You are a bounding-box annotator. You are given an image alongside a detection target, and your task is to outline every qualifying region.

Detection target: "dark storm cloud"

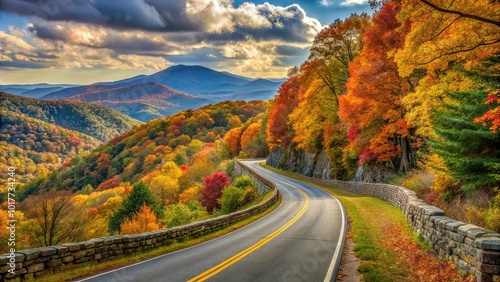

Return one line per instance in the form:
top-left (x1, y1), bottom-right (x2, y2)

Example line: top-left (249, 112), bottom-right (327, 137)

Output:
top-left (1, 0), bottom-right (321, 43)
top-left (275, 45), bottom-right (309, 56)
top-left (0, 0), bottom-right (193, 31)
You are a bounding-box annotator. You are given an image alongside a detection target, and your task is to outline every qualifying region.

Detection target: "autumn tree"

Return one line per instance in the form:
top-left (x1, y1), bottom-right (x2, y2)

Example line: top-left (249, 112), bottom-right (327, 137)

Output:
top-left (222, 127), bottom-right (243, 157)
top-left (149, 175), bottom-right (179, 206)
top-left (395, 0), bottom-right (500, 77)
top-left (266, 72), bottom-right (301, 149)
top-left (308, 13), bottom-right (370, 104)
top-left (23, 190), bottom-right (79, 246)
top-left (201, 172), bottom-right (231, 213)
top-left (240, 122), bottom-right (261, 152)
top-left (109, 182), bottom-right (162, 232)
top-left (120, 204), bottom-right (164, 234)
top-left (475, 90), bottom-right (500, 133)
top-left (339, 0), bottom-right (420, 173)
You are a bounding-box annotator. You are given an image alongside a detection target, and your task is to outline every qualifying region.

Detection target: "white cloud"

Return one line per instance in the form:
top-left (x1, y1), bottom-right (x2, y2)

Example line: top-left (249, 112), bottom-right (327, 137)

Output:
top-left (320, 0), bottom-right (335, 6)
top-left (339, 0), bottom-right (369, 6)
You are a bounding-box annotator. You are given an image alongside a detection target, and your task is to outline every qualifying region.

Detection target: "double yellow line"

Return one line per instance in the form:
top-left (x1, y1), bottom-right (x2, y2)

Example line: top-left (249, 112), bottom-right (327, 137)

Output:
top-left (188, 183), bottom-right (310, 282)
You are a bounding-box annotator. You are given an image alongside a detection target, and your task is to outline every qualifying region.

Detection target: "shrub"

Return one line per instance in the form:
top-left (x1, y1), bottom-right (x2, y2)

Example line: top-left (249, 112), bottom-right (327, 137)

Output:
top-left (232, 175), bottom-right (253, 189)
top-left (219, 185), bottom-right (244, 214)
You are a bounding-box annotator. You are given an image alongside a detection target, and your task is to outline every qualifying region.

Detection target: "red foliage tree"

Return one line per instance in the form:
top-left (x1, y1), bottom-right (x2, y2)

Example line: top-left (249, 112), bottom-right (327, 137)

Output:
top-left (266, 73), bottom-right (301, 149)
top-left (201, 172), bottom-right (231, 213)
top-left (339, 0), bottom-right (420, 172)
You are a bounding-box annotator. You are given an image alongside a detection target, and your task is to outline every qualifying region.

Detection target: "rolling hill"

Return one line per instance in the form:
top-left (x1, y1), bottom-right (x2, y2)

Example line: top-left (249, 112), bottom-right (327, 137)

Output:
top-left (64, 82), bottom-right (210, 121)
top-left (1, 92), bottom-right (140, 142)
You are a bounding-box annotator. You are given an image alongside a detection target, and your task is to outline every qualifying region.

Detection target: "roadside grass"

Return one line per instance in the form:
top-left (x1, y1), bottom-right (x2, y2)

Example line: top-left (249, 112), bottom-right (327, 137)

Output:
top-left (23, 193), bottom-right (281, 282)
top-left (259, 163), bottom-right (468, 282)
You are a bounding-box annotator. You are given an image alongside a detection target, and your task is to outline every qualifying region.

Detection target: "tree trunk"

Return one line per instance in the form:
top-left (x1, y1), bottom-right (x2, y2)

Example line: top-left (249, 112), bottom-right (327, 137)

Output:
top-left (399, 136), bottom-right (413, 173)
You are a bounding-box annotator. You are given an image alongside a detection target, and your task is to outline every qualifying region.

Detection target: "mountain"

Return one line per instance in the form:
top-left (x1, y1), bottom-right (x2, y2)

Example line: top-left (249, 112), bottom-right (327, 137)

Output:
top-left (20, 86), bottom-right (66, 98)
top-left (1, 92), bottom-right (140, 142)
top-left (41, 85), bottom-right (117, 100)
top-left (22, 100), bottom-right (268, 196)
top-left (64, 82), bottom-right (210, 121)
top-left (42, 65), bottom-right (283, 109)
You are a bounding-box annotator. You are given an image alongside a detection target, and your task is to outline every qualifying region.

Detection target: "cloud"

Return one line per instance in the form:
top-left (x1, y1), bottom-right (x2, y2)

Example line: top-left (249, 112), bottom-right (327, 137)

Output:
top-left (320, 0), bottom-right (335, 6)
top-left (0, 1), bottom-right (325, 79)
top-left (339, 0), bottom-right (369, 6)
top-left (0, 26), bottom-right (172, 70)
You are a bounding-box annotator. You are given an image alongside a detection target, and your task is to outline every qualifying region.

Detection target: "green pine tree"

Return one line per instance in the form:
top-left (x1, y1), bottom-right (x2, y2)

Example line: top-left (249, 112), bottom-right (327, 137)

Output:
top-left (109, 182), bottom-right (163, 232)
top-left (430, 90), bottom-right (500, 192)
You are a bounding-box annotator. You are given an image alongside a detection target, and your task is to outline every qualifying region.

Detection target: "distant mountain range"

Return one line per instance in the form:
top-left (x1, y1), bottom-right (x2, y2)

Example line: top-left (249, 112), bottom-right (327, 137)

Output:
top-left (0, 83), bottom-right (78, 98)
top-left (0, 65), bottom-right (283, 121)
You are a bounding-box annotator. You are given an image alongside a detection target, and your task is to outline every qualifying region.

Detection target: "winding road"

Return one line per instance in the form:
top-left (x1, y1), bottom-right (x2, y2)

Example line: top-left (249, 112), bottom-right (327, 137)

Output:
top-left (77, 161), bottom-right (346, 282)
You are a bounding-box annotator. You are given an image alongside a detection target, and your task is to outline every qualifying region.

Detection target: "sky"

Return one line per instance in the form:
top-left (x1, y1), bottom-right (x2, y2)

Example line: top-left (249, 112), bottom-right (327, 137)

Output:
top-left (0, 0), bottom-right (372, 84)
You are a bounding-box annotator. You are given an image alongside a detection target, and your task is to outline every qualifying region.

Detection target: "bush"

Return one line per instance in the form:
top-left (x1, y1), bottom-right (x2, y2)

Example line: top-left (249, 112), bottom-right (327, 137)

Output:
top-left (232, 175), bottom-right (253, 189)
top-left (219, 185), bottom-right (244, 214)
top-left (242, 187), bottom-right (258, 204)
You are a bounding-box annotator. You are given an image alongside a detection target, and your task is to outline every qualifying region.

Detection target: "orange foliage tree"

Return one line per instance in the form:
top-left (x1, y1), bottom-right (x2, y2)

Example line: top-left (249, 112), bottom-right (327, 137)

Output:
top-left (240, 122), bottom-right (261, 151)
top-left (266, 71), bottom-right (301, 149)
top-left (120, 204), bottom-right (164, 234)
top-left (340, 0), bottom-right (421, 172)
top-left (222, 127), bottom-right (243, 157)
top-left (475, 90), bottom-right (500, 133)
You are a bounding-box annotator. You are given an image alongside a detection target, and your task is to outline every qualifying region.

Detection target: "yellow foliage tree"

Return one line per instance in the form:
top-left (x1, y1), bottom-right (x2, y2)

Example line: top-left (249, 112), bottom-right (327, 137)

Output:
top-left (149, 174), bottom-right (180, 206)
top-left (402, 70), bottom-right (475, 138)
top-left (160, 161), bottom-right (182, 179)
top-left (395, 0), bottom-right (500, 77)
top-left (120, 205), bottom-right (164, 235)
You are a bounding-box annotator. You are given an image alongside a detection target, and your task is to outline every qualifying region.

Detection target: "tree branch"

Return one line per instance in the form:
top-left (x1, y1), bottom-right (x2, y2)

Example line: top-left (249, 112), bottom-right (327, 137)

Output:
top-left (419, 0), bottom-right (500, 27)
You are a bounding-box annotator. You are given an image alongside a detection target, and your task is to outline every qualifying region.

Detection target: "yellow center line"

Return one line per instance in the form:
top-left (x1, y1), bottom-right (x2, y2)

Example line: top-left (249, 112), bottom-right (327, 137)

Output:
top-left (187, 179), bottom-right (310, 282)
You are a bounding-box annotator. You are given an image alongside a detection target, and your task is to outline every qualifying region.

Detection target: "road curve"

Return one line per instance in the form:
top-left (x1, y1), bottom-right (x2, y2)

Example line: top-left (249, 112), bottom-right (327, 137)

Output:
top-left (76, 161), bottom-right (346, 282)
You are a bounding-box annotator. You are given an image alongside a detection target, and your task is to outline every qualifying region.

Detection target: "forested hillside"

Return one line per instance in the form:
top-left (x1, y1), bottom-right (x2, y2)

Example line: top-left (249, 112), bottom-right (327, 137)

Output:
top-left (23, 100), bottom-right (268, 196)
top-left (1, 92), bottom-right (140, 142)
top-left (0, 110), bottom-right (101, 186)
top-left (266, 0), bottom-right (499, 231)
top-left (0, 100), bottom-right (269, 251)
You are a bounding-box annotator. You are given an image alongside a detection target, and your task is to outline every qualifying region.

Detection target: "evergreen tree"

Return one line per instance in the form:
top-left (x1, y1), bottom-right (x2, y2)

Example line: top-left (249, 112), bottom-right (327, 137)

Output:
top-left (430, 90), bottom-right (500, 192)
top-left (109, 182), bottom-right (162, 232)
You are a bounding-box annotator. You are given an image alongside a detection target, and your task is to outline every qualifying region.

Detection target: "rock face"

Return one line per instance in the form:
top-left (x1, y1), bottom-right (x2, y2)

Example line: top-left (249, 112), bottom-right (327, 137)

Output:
top-left (266, 147), bottom-right (332, 179)
top-left (267, 147), bottom-right (397, 182)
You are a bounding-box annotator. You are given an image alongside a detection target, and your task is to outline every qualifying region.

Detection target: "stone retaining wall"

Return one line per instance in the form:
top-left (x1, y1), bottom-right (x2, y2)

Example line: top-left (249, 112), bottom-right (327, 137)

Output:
top-left (234, 159), bottom-right (273, 194)
top-left (0, 161), bottom-right (277, 281)
top-left (303, 176), bottom-right (500, 282)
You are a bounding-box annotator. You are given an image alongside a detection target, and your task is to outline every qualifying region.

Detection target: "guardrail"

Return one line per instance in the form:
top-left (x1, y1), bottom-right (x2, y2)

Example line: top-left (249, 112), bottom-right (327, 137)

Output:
top-left (0, 161), bottom-right (278, 281)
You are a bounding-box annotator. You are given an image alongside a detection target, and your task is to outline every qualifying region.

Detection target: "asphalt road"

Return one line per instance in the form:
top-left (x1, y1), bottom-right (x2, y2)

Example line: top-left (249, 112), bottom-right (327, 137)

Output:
top-left (77, 161), bottom-right (346, 282)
